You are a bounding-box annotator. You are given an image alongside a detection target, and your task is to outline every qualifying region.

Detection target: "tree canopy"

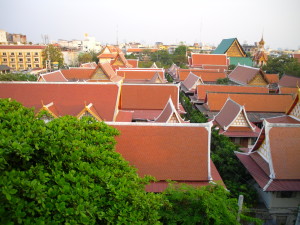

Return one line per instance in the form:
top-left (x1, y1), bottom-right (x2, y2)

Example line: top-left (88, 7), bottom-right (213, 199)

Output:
top-left (78, 51), bottom-right (100, 65)
top-left (42, 44), bottom-right (64, 69)
top-left (0, 99), bottom-right (162, 224)
top-left (0, 73), bottom-right (37, 81)
top-left (263, 55), bottom-right (300, 77)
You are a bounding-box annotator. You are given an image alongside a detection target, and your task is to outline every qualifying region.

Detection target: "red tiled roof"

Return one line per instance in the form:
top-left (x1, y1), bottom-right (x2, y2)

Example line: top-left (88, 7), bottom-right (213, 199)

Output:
top-left (39, 71), bottom-right (67, 82)
top-left (80, 62), bottom-right (97, 68)
top-left (202, 65), bottom-right (228, 72)
top-left (196, 84), bottom-right (269, 101)
top-left (61, 68), bottom-right (95, 80)
top-left (155, 98), bottom-right (186, 123)
top-left (109, 123), bottom-right (213, 184)
top-left (132, 109), bottom-right (162, 120)
top-left (264, 74), bottom-right (279, 84)
top-left (278, 74), bottom-right (300, 88)
top-left (126, 48), bottom-right (158, 53)
top-left (191, 54), bottom-right (228, 66)
top-left (99, 63), bottom-right (117, 79)
top-left (293, 53), bottom-right (300, 63)
top-left (178, 69), bottom-right (220, 81)
top-left (98, 53), bottom-right (115, 58)
top-left (266, 115), bottom-right (300, 124)
top-left (182, 72), bottom-right (203, 91)
top-left (127, 59), bottom-right (139, 68)
top-left (115, 110), bottom-right (133, 122)
top-left (120, 84), bottom-right (179, 110)
top-left (117, 70), bottom-right (165, 81)
top-left (228, 65), bottom-right (268, 85)
top-left (0, 45), bottom-right (46, 49)
top-left (0, 82), bottom-right (119, 121)
top-left (279, 87), bottom-right (298, 95)
top-left (269, 126), bottom-right (300, 179)
top-left (205, 92), bottom-right (293, 112)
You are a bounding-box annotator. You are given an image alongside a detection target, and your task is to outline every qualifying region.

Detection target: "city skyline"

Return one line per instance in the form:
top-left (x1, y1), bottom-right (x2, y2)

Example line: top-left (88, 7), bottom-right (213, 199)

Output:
top-left (1, 0), bottom-right (300, 50)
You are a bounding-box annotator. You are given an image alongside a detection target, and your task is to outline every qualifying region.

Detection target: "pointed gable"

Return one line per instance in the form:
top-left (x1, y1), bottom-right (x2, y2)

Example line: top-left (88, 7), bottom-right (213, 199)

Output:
top-left (38, 71), bottom-right (68, 82)
top-left (229, 65), bottom-right (268, 86)
top-left (77, 103), bottom-right (102, 121)
top-left (181, 72), bottom-right (203, 91)
top-left (213, 38), bottom-right (246, 57)
top-left (149, 72), bottom-right (164, 83)
top-left (287, 88), bottom-right (300, 119)
top-left (155, 98), bottom-right (186, 123)
top-left (151, 62), bottom-right (158, 68)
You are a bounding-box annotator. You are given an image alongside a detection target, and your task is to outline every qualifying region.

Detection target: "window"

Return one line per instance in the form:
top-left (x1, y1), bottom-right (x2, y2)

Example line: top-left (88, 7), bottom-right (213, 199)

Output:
top-left (34, 52), bottom-right (38, 56)
top-left (26, 58), bottom-right (31, 62)
top-left (34, 58), bottom-right (39, 62)
top-left (35, 64), bottom-right (39, 68)
top-left (18, 58), bottom-right (23, 62)
top-left (26, 53), bottom-right (30, 56)
top-left (3, 58), bottom-right (7, 62)
top-left (11, 64), bottom-right (15, 68)
top-left (10, 58), bottom-right (15, 62)
top-left (276, 191), bottom-right (296, 198)
top-left (276, 216), bottom-right (287, 225)
top-left (27, 64), bottom-right (31, 68)
top-left (10, 52), bottom-right (15, 56)
top-left (18, 52), bottom-right (22, 56)
top-left (2, 52), bottom-right (7, 56)
top-left (19, 64), bottom-right (24, 68)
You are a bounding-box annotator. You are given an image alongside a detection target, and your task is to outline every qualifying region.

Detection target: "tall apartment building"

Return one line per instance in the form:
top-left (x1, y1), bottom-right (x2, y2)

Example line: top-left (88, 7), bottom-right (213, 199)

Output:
top-left (0, 45), bottom-right (46, 71)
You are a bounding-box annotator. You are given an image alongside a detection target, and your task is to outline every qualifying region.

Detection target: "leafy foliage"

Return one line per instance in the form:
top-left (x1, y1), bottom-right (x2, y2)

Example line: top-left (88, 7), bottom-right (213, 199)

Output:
top-left (159, 184), bottom-right (262, 225)
top-left (0, 73), bottom-right (37, 81)
top-left (263, 55), bottom-right (300, 77)
top-left (179, 92), bottom-right (207, 123)
top-left (211, 129), bottom-right (258, 205)
top-left (78, 51), bottom-right (100, 65)
top-left (125, 53), bottom-right (137, 59)
top-left (42, 44), bottom-right (64, 68)
top-left (216, 77), bottom-right (230, 85)
top-left (0, 99), bottom-right (163, 224)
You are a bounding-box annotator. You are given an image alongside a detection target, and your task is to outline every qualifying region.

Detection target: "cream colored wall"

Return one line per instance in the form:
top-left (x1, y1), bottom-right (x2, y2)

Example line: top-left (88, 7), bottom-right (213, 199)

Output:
top-left (0, 48), bottom-right (44, 71)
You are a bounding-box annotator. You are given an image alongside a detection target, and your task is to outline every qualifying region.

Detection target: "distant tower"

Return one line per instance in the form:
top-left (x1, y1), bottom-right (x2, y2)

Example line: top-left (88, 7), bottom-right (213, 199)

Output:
top-left (258, 35), bottom-right (265, 51)
top-left (253, 35), bottom-right (268, 67)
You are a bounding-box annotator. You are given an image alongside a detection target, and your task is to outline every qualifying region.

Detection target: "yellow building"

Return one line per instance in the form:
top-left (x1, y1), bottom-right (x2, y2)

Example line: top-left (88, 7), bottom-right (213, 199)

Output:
top-left (0, 45), bottom-right (46, 71)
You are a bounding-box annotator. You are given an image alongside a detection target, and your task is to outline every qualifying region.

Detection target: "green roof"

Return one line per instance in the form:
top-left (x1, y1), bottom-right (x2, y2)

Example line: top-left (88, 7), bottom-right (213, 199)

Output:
top-left (229, 57), bottom-right (253, 67)
top-left (212, 38), bottom-right (236, 54)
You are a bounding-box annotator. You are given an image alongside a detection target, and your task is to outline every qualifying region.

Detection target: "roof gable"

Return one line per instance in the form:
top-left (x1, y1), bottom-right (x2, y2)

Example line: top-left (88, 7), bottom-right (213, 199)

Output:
top-left (212, 38), bottom-right (236, 54)
top-left (39, 71), bottom-right (68, 82)
top-left (155, 98), bottom-right (186, 123)
top-left (77, 103), bottom-right (102, 121)
top-left (61, 68), bottom-right (96, 81)
top-left (182, 72), bottom-right (203, 91)
top-left (229, 65), bottom-right (268, 85)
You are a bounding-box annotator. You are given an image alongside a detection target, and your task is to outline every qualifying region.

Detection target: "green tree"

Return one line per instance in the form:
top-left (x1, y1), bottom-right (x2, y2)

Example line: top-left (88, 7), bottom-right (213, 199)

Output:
top-left (0, 73), bottom-right (37, 81)
top-left (78, 52), bottom-right (93, 64)
top-left (159, 184), bottom-right (262, 225)
top-left (125, 53), bottom-right (137, 59)
top-left (150, 50), bottom-right (173, 67)
top-left (211, 129), bottom-right (258, 205)
top-left (172, 45), bottom-right (188, 68)
top-left (216, 77), bottom-right (230, 85)
top-left (263, 55), bottom-right (300, 77)
top-left (42, 44), bottom-right (64, 69)
top-left (0, 99), bottom-right (163, 224)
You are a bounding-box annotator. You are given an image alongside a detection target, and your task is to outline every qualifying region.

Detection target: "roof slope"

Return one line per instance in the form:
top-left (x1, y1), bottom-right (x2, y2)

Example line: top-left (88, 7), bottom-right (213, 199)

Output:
top-left (155, 98), bottom-right (186, 123)
top-left (120, 84), bottom-right (179, 110)
top-left (0, 82), bottom-right (120, 121)
top-left (39, 71), bottom-right (68, 82)
top-left (205, 92), bottom-right (293, 112)
top-left (229, 57), bottom-right (253, 67)
top-left (179, 69), bottom-right (226, 82)
top-left (228, 65), bottom-right (266, 85)
top-left (108, 122), bottom-right (218, 187)
top-left (61, 68), bottom-right (95, 80)
top-left (117, 70), bottom-right (165, 80)
top-left (182, 72), bottom-right (203, 91)
top-left (191, 54), bottom-right (228, 66)
top-left (212, 38), bottom-right (236, 54)
top-left (278, 74), bottom-right (300, 88)
top-left (264, 74), bottom-right (279, 84)
top-left (196, 84), bottom-right (269, 100)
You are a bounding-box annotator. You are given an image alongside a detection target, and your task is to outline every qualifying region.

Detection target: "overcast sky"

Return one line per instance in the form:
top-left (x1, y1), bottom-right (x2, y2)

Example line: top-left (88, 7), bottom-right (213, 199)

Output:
top-left (1, 0), bottom-right (299, 50)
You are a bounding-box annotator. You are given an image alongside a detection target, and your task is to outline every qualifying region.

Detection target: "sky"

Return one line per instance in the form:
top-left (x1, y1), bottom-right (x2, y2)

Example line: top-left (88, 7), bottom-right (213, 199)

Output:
top-left (1, 0), bottom-right (300, 50)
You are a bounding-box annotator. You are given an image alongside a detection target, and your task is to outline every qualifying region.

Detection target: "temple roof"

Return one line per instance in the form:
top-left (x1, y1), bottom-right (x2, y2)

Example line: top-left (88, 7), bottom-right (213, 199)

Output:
top-left (190, 53), bottom-right (228, 67)
top-left (229, 57), bottom-right (253, 67)
top-left (264, 74), bottom-right (279, 84)
top-left (196, 84), bottom-right (269, 101)
top-left (278, 74), bottom-right (300, 88)
top-left (181, 72), bottom-right (203, 91)
top-left (127, 59), bottom-right (139, 68)
top-left (0, 82), bottom-right (120, 121)
top-left (178, 69), bottom-right (226, 82)
top-left (228, 65), bottom-right (268, 85)
top-left (80, 62), bottom-right (97, 68)
top-left (212, 38), bottom-right (246, 56)
top-left (236, 122), bottom-right (300, 191)
top-left (116, 69), bottom-right (165, 81)
top-left (61, 68), bottom-right (96, 81)
top-left (204, 92), bottom-right (293, 112)
top-left (154, 97), bottom-right (186, 123)
top-left (107, 122), bottom-right (223, 192)
top-left (38, 70), bottom-right (68, 82)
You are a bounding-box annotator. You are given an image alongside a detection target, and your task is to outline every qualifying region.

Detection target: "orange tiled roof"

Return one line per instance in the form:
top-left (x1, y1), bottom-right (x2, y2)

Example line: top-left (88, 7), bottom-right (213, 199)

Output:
top-left (264, 74), bottom-right (279, 83)
top-left (179, 69), bottom-right (225, 81)
top-left (120, 84), bottom-right (179, 110)
top-left (0, 82), bottom-right (119, 121)
top-left (279, 87), bottom-right (298, 95)
top-left (205, 92), bottom-right (293, 112)
top-left (228, 65), bottom-right (268, 85)
top-left (127, 59), bottom-right (139, 68)
top-left (191, 54), bottom-right (228, 66)
top-left (61, 68), bottom-right (96, 80)
top-left (39, 71), bottom-right (68, 82)
top-left (109, 122), bottom-right (214, 182)
top-left (154, 98), bottom-right (186, 123)
top-left (278, 74), bottom-right (300, 88)
top-left (196, 84), bottom-right (269, 100)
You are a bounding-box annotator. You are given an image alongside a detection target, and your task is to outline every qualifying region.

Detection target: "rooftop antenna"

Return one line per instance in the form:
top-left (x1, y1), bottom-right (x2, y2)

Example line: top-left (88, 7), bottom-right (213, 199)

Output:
top-left (116, 24), bottom-right (119, 46)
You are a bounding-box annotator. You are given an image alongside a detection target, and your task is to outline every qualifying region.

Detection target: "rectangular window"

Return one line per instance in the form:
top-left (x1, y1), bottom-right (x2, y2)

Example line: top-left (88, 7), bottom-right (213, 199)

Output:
top-left (34, 52), bottom-right (38, 56)
top-left (3, 58), bottom-right (7, 62)
top-left (10, 52), bottom-right (15, 56)
top-left (19, 52), bottom-right (22, 56)
top-left (2, 52), bottom-right (6, 56)
top-left (10, 58), bottom-right (15, 62)
top-left (11, 64), bottom-right (15, 68)
top-left (26, 58), bottom-right (31, 62)
top-left (19, 64), bottom-right (24, 68)
top-left (276, 192), bottom-right (296, 198)
top-left (26, 53), bottom-right (30, 56)
top-left (35, 64), bottom-right (39, 68)
top-left (34, 58), bottom-right (39, 62)
top-left (27, 64), bottom-right (31, 68)
top-left (19, 58), bottom-right (23, 62)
